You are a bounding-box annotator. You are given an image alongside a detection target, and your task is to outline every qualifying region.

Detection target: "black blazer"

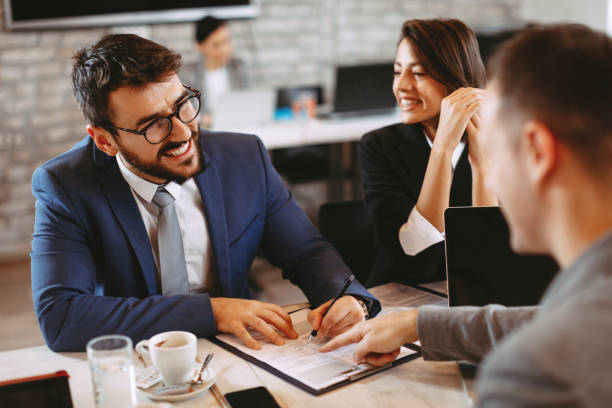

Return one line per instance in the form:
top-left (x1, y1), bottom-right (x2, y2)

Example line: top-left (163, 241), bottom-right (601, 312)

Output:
top-left (360, 123), bottom-right (472, 286)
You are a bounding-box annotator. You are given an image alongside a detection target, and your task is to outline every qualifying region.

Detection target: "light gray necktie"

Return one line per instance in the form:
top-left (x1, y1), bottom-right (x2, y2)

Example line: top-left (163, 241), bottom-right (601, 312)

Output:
top-left (152, 187), bottom-right (190, 295)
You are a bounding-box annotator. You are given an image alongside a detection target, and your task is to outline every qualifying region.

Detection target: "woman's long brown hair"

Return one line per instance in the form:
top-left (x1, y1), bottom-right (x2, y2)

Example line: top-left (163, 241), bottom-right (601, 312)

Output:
top-left (399, 19), bottom-right (487, 92)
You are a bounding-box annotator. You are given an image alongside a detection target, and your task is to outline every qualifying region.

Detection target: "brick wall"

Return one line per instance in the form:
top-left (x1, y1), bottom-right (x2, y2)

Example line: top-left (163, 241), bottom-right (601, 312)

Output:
top-left (0, 0), bottom-right (522, 259)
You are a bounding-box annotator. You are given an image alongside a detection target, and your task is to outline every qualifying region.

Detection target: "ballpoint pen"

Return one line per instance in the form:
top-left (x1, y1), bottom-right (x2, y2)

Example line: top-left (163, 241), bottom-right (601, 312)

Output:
top-left (307, 274), bottom-right (355, 343)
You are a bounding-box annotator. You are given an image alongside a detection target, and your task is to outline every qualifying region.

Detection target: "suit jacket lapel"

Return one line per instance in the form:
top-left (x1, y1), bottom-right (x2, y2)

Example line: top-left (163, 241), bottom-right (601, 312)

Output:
top-left (450, 145), bottom-right (472, 206)
top-left (394, 125), bottom-right (472, 206)
top-left (396, 124), bottom-right (430, 196)
top-left (93, 144), bottom-right (158, 296)
top-left (194, 158), bottom-right (232, 297)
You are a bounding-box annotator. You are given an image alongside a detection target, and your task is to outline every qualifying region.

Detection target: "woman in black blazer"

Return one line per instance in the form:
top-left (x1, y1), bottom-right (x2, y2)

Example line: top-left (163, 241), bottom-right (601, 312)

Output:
top-left (361, 19), bottom-right (497, 287)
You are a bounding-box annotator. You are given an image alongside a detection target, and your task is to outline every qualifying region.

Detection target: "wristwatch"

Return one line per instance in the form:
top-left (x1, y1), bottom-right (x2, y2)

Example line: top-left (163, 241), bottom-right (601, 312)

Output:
top-left (351, 296), bottom-right (370, 320)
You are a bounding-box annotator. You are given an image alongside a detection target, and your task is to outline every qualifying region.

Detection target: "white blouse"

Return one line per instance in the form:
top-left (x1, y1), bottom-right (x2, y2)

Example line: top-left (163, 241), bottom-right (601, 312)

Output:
top-left (399, 134), bottom-right (465, 256)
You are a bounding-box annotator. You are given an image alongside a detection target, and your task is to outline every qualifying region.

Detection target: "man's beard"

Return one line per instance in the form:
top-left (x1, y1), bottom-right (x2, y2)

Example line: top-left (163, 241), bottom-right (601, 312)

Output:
top-left (120, 129), bottom-right (204, 184)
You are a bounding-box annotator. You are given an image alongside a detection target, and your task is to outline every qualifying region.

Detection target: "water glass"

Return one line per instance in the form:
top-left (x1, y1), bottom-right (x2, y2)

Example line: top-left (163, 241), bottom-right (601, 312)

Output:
top-left (87, 335), bottom-right (137, 408)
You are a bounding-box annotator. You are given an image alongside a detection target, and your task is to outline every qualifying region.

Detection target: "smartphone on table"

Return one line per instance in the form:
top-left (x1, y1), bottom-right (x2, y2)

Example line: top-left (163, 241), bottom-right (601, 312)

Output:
top-left (224, 386), bottom-right (281, 408)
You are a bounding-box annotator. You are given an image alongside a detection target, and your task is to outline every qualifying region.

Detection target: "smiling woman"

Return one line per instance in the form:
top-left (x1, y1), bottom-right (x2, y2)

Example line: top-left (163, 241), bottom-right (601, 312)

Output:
top-left (360, 19), bottom-right (497, 287)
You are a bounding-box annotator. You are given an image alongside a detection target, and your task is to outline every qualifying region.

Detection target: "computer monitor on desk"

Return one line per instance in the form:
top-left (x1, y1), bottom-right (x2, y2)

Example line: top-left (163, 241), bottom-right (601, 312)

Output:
top-left (211, 89), bottom-right (276, 130)
top-left (330, 62), bottom-right (397, 117)
top-left (444, 206), bottom-right (559, 307)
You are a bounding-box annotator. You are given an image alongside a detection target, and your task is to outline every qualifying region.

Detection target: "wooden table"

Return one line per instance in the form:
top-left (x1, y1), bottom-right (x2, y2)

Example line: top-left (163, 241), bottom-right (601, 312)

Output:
top-left (0, 283), bottom-right (472, 407)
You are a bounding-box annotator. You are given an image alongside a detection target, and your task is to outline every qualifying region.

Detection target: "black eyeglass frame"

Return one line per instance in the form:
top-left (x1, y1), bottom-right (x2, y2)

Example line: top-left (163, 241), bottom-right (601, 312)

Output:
top-left (103, 84), bottom-right (201, 145)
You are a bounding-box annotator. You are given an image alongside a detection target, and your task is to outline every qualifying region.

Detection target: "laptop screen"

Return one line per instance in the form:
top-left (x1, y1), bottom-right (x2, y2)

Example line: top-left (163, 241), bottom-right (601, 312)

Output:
top-left (332, 62), bottom-right (397, 114)
top-left (444, 206), bottom-right (559, 307)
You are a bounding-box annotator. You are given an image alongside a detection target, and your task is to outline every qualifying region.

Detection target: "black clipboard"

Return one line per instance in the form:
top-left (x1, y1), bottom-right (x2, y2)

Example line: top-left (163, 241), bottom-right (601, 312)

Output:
top-left (210, 315), bottom-right (422, 396)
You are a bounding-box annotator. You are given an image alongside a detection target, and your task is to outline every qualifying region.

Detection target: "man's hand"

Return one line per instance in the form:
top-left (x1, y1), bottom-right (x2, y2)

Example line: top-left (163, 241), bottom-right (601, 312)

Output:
top-left (210, 298), bottom-right (298, 350)
top-left (307, 296), bottom-right (366, 339)
top-left (318, 310), bottom-right (419, 366)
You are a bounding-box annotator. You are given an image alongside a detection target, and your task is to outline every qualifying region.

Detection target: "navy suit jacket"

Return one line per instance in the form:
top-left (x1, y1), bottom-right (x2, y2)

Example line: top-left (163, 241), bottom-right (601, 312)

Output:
top-left (31, 130), bottom-right (379, 351)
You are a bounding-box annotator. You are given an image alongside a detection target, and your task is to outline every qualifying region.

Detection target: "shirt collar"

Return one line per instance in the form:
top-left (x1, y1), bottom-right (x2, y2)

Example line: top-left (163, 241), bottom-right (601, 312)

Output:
top-left (116, 153), bottom-right (183, 203)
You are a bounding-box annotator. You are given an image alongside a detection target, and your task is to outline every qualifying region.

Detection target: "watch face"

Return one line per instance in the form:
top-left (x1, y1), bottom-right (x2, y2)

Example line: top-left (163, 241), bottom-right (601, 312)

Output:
top-left (354, 297), bottom-right (370, 319)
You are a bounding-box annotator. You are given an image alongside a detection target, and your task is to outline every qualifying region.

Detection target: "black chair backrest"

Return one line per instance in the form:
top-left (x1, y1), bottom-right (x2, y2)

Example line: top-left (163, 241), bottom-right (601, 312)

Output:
top-left (318, 200), bottom-right (375, 285)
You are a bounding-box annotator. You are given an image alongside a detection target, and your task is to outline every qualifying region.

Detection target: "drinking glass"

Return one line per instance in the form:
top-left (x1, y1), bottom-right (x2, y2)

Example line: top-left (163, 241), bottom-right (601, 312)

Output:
top-left (87, 335), bottom-right (137, 408)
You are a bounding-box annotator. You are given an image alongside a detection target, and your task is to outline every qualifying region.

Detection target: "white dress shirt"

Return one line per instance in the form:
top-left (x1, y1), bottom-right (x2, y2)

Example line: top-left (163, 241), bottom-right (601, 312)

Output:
top-left (399, 134), bottom-right (465, 256)
top-left (116, 154), bottom-right (218, 294)
top-left (204, 66), bottom-right (230, 110)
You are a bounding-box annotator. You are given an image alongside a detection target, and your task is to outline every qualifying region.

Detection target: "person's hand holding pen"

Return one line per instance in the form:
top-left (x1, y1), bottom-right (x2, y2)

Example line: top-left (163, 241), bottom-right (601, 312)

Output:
top-left (307, 275), bottom-right (368, 341)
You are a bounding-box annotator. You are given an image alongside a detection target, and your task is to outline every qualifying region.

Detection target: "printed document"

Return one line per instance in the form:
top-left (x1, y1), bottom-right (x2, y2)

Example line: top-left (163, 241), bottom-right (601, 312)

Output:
top-left (215, 308), bottom-right (417, 391)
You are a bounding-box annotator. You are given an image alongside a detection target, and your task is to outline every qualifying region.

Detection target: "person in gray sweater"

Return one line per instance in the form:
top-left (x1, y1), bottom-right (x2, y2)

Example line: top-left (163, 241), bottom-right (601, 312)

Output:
top-left (320, 24), bottom-right (612, 407)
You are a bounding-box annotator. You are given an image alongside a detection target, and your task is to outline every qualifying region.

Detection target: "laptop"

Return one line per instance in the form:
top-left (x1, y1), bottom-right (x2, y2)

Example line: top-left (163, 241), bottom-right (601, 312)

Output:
top-left (329, 62), bottom-right (397, 117)
top-left (211, 89), bottom-right (276, 130)
top-left (444, 206), bottom-right (559, 307)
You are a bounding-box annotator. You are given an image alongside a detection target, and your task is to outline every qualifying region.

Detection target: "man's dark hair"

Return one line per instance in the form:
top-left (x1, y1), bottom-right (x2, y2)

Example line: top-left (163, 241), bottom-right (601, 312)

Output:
top-left (195, 16), bottom-right (226, 44)
top-left (71, 34), bottom-right (182, 131)
top-left (400, 19), bottom-right (487, 92)
top-left (488, 24), bottom-right (612, 176)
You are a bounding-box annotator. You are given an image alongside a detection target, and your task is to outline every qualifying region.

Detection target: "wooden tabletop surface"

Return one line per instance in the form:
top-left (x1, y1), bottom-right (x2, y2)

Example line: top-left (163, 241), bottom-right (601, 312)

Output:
top-left (0, 281), bottom-right (472, 407)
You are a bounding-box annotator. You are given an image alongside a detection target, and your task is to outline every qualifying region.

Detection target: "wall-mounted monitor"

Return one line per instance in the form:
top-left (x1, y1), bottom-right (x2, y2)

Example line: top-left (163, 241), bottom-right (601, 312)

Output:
top-left (3, 0), bottom-right (258, 31)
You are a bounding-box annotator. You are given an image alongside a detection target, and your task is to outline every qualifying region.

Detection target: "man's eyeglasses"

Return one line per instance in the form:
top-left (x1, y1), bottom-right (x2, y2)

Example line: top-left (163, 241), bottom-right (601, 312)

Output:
top-left (104, 84), bottom-right (201, 145)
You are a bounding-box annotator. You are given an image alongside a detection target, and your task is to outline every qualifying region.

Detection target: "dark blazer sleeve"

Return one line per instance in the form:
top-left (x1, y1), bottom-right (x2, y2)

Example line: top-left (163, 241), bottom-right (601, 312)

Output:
top-left (360, 126), bottom-right (448, 285)
top-left (360, 129), bottom-right (418, 254)
top-left (31, 165), bottom-right (217, 352)
top-left (252, 137), bottom-right (381, 316)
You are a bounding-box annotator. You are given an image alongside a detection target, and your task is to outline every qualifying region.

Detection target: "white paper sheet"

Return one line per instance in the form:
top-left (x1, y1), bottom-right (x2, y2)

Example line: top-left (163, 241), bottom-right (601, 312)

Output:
top-left (215, 308), bottom-right (417, 390)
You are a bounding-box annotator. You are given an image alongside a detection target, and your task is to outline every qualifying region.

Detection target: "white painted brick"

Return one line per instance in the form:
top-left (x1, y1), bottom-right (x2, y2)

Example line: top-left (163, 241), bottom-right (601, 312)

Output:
top-left (37, 95), bottom-right (69, 110)
top-left (3, 116), bottom-right (27, 129)
top-left (0, 32), bottom-right (39, 49)
top-left (151, 23), bottom-right (192, 40)
top-left (61, 29), bottom-right (108, 47)
top-left (5, 166), bottom-right (31, 184)
top-left (1, 48), bottom-right (56, 64)
top-left (39, 32), bottom-right (63, 46)
top-left (8, 181), bottom-right (33, 199)
top-left (8, 149), bottom-right (34, 166)
top-left (39, 81), bottom-right (72, 96)
top-left (0, 131), bottom-right (10, 151)
top-left (15, 83), bottom-right (36, 97)
top-left (24, 62), bottom-right (63, 79)
top-left (3, 98), bottom-right (36, 115)
top-left (30, 109), bottom-right (82, 128)
top-left (0, 66), bottom-right (22, 81)
top-left (44, 127), bottom-right (71, 143)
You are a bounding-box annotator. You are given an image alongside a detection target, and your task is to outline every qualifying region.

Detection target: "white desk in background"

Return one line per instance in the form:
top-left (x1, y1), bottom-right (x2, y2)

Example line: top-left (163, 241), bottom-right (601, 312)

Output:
top-left (0, 282), bottom-right (473, 408)
top-left (216, 111), bottom-right (402, 201)
top-left (218, 111), bottom-right (401, 150)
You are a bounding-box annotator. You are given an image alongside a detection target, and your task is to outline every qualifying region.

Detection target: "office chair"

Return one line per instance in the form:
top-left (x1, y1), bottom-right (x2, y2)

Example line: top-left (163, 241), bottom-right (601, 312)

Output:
top-left (318, 200), bottom-right (375, 285)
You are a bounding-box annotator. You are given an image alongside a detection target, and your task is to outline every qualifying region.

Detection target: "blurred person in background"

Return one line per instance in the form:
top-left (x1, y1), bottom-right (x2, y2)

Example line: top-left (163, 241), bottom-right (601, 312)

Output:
top-left (193, 16), bottom-right (249, 127)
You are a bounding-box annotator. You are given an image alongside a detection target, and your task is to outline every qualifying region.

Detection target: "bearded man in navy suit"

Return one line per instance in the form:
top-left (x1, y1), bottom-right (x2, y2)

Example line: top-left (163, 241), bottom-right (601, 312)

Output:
top-left (31, 34), bottom-right (379, 352)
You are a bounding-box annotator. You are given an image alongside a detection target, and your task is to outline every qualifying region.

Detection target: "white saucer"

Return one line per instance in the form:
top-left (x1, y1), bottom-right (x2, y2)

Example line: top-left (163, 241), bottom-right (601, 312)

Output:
top-left (138, 367), bottom-right (216, 402)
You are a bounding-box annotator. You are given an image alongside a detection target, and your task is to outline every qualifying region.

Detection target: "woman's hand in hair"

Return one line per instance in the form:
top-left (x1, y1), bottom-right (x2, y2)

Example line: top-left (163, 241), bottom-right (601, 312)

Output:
top-left (467, 112), bottom-right (486, 169)
top-left (467, 112), bottom-right (499, 206)
top-left (433, 87), bottom-right (485, 153)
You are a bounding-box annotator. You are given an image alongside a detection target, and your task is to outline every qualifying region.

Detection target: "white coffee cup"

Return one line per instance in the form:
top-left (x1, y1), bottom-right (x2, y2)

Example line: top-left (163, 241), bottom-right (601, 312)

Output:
top-left (135, 331), bottom-right (197, 386)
